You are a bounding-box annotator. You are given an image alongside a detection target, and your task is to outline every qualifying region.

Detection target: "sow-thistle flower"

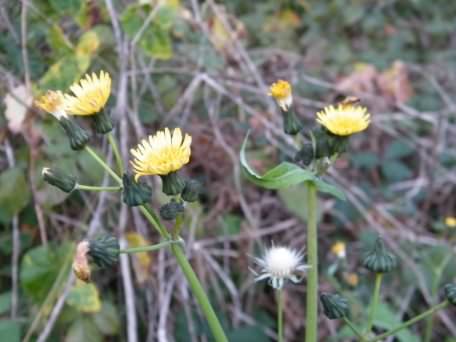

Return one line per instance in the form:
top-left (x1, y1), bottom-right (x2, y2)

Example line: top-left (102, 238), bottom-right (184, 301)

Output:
top-left (445, 216), bottom-right (456, 228)
top-left (35, 91), bottom-right (90, 150)
top-left (331, 241), bottom-right (346, 259)
top-left (269, 80), bottom-right (293, 111)
top-left (130, 128), bottom-right (191, 195)
top-left (252, 245), bottom-right (310, 289)
top-left (64, 71), bottom-right (112, 116)
top-left (316, 99), bottom-right (370, 136)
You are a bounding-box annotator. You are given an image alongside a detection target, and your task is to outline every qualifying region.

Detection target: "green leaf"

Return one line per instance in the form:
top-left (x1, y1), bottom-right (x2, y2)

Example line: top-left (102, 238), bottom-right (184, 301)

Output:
top-left (38, 54), bottom-right (91, 90)
top-left (0, 167), bottom-right (31, 223)
top-left (0, 292), bottom-right (11, 314)
top-left (67, 283), bottom-right (101, 313)
top-left (226, 326), bottom-right (269, 342)
top-left (220, 214), bottom-right (242, 235)
top-left (48, 0), bottom-right (81, 13)
top-left (350, 152), bottom-right (379, 169)
top-left (0, 320), bottom-right (21, 342)
top-left (240, 132), bottom-right (346, 200)
top-left (20, 244), bottom-right (70, 302)
top-left (374, 302), bottom-right (420, 342)
top-left (381, 160), bottom-right (413, 182)
top-left (66, 317), bottom-right (102, 342)
top-left (384, 140), bottom-right (415, 160)
top-left (93, 301), bottom-right (120, 335)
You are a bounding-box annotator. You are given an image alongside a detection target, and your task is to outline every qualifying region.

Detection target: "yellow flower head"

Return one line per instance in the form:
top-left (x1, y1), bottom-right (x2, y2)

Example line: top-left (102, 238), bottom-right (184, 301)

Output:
top-left (445, 217), bottom-right (456, 228)
top-left (130, 128), bottom-right (192, 181)
top-left (64, 70), bottom-right (111, 115)
top-left (269, 80), bottom-right (293, 111)
top-left (343, 272), bottom-right (359, 287)
top-left (34, 90), bottom-right (67, 120)
top-left (331, 241), bottom-right (346, 259)
top-left (316, 101), bottom-right (370, 136)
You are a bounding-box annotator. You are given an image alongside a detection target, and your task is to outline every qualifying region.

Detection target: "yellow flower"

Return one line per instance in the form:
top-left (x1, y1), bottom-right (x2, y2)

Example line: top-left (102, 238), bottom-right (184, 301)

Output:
top-left (34, 90), bottom-right (67, 120)
top-left (64, 70), bottom-right (111, 115)
top-left (130, 128), bottom-right (192, 181)
top-left (316, 102), bottom-right (370, 136)
top-left (445, 217), bottom-right (456, 228)
top-left (343, 272), bottom-right (359, 287)
top-left (269, 80), bottom-right (293, 111)
top-left (331, 241), bottom-right (346, 259)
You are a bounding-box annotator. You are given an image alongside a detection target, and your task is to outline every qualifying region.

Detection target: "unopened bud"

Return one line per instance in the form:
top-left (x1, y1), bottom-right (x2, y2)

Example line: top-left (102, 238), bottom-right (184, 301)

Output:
top-left (320, 293), bottom-right (349, 320)
top-left (159, 200), bottom-right (184, 221)
top-left (181, 179), bottom-right (201, 202)
top-left (362, 236), bottom-right (397, 273)
top-left (122, 174), bottom-right (152, 207)
top-left (88, 235), bottom-right (120, 268)
top-left (444, 284), bottom-right (456, 305)
top-left (59, 117), bottom-right (90, 150)
top-left (42, 167), bottom-right (77, 193)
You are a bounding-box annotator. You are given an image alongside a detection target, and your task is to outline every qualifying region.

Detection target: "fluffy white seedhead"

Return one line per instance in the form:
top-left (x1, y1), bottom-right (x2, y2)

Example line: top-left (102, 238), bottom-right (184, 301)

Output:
top-left (252, 245), bottom-right (310, 289)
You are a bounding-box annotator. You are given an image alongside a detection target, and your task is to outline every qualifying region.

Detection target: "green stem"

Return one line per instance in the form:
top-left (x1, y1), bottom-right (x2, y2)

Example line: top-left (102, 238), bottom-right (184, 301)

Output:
top-left (277, 289), bottom-right (284, 342)
top-left (119, 240), bottom-right (181, 254)
top-left (366, 273), bottom-right (383, 334)
top-left (84, 146), bottom-right (122, 184)
top-left (76, 184), bottom-right (122, 192)
top-left (139, 205), bottom-right (170, 239)
top-left (343, 317), bottom-right (366, 341)
top-left (107, 132), bottom-right (124, 175)
top-left (170, 243), bottom-right (228, 342)
top-left (305, 181), bottom-right (318, 342)
top-left (370, 301), bottom-right (449, 342)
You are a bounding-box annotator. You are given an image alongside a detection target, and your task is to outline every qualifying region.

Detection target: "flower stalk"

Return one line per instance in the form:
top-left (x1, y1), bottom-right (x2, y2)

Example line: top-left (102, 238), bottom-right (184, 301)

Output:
top-left (119, 239), bottom-right (182, 254)
top-left (108, 132), bottom-right (124, 175)
top-left (366, 273), bottom-right (383, 335)
top-left (305, 181), bottom-right (318, 342)
top-left (75, 184), bottom-right (122, 192)
top-left (277, 289), bottom-right (284, 342)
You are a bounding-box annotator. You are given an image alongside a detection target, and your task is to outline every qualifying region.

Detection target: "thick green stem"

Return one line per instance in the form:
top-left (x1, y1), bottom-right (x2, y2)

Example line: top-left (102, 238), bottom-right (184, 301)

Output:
top-left (366, 273), bottom-right (383, 334)
top-left (305, 181), bottom-right (318, 342)
top-left (76, 184), bottom-right (122, 192)
top-left (84, 146), bottom-right (122, 184)
top-left (343, 317), bottom-right (366, 341)
top-left (107, 132), bottom-right (124, 175)
top-left (277, 289), bottom-right (284, 342)
top-left (170, 243), bottom-right (228, 342)
top-left (370, 301), bottom-right (449, 342)
top-left (119, 240), bottom-right (182, 254)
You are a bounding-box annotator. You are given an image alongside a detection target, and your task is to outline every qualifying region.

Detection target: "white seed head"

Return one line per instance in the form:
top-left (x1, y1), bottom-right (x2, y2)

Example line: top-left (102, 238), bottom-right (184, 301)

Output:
top-left (264, 246), bottom-right (302, 277)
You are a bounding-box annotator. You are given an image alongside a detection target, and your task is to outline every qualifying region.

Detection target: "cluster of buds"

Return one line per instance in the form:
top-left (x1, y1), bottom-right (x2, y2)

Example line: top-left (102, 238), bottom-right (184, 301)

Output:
top-left (73, 235), bottom-right (120, 282)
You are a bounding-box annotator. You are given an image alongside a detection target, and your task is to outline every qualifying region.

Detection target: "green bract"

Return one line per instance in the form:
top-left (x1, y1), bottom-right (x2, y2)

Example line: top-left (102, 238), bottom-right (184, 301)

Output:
top-left (92, 110), bottom-right (113, 134)
top-left (88, 235), bottom-right (120, 268)
top-left (320, 293), bottom-right (349, 320)
top-left (59, 117), bottom-right (90, 150)
top-left (444, 284), bottom-right (456, 305)
top-left (122, 174), bottom-right (152, 207)
top-left (362, 236), bottom-right (397, 273)
top-left (161, 171), bottom-right (185, 196)
top-left (42, 167), bottom-right (77, 193)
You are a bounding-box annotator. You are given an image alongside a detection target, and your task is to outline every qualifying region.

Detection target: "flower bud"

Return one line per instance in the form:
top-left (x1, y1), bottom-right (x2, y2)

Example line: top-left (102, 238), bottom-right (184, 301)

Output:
top-left (59, 117), bottom-right (90, 150)
top-left (444, 284), bottom-right (456, 305)
top-left (159, 200), bottom-right (184, 221)
top-left (294, 143), bottom-right (314, 166)
top-left (122, 174), bottom-right (152, 207)
top-left (362, 236), bottom-right (397, 273)
top-left (88, 235), bottom-right (120, 268)
top-left (181, 179), bottom-right (201, 202)
top-left (283, 110), bottom-right (302, 135)
top-left (42, 167), bottom-right (77, 193)
top-left (320, 293), bottom-right (349, 320)
top-left (73, 241), bottom-right (91, 282)
top-left (92, 110), bottom-right (113, 134)
top-left (160, 172), bottom-right (185, 196)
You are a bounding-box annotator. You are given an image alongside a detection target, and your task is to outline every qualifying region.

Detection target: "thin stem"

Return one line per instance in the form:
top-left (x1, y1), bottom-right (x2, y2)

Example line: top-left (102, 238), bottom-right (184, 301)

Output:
top-left (305, 181), bottom-right (318, 342)
top-left (76, 184), bottom-right (122, 192)
top-left (119, 240), bottom-right (181, 254)
top-left (108, 132), bottom-right (124, 175)
top-left (366, 273), bottom-right (383, 334)
top-left (343, 317), bottom-right (366, 341)
top-left (139, 205), bottom-right (170, 239)
top-left (170, 243), bottom-right (228, 342)
top-left (370, 301), bottom-right (449, 342)
top-left (277, 289), bottom-right (284, 342)
top-left (84, 145), bottom-right (122, 184)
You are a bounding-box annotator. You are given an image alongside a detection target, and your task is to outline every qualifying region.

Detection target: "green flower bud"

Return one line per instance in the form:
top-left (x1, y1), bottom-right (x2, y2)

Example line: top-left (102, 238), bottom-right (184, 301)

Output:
top-left (59, 117), bottom-right (90, 150)
top-left (122, 174), bottom-right (152, 207)
top-left (443, 284), bottom-right (456, 305)
top-left (320, 293), bottom-right (349, 320)
top-left (42, 167), bottom-right (77, 193)
top-left (182, 179), bottom-right (201, 202)
top-left (91, 110), bottom-right (113, 134)
top-left (160, 172), bottom-right (185, 196)
top-left (295, 143), bottom-right (314, 166)
top-left (159, 200), bottom-right (184, 221)
top-left (362, 236), bottom-right (397, 273)
top-left (283, 110), bottom-right (302, 135)
top-left (88, 235), bottom-right (120, 268)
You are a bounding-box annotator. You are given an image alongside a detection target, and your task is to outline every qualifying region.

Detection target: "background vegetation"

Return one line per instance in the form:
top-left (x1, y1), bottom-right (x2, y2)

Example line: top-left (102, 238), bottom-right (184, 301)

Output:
top-left (1, 0), bottom-right (456, 341)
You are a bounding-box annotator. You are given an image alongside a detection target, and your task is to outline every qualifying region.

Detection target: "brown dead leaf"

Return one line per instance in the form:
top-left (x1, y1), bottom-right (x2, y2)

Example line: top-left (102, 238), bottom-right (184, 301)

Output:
top-left (3, 84), bottom-right (33, 134)
top-left (377, 60), bottom-right (414, 104)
